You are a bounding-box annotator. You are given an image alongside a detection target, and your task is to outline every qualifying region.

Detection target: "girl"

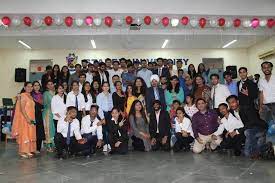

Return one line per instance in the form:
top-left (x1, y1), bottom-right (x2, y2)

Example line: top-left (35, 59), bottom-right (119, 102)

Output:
top-left (42, 80), bottom-right (56, 152)
top-left (125, 85), bottom-right (137, 116)
top-left (51, 64), bottom-right (61, 87)
top-left (184, 95), bottom-right (199, 119)
top-left (133, 77), bottom-right (147, 115)
top-left (193, 75), bottom-right (211, 103)
top-left (32, 81), bottom-right (45, 153)
top-left (188, 64), bottom-right (197, 80)
top-left (112, 81), bottom-right (126, 114)
top-left (12, 82), bottom-right (36, 158)
top-left (91, 80), bottom-right (101, 101)
top-left (165, 76), bottom-right (184, 111)
top-left (62, 81), bottom-right (69, 95)
top-left (108, 107), bottom-right (128, 155)
top-left (173, 107), bottom-right (194, 152)
top-left (197, 63), bottom-right (209, 84)
top-left (60, 65), bottom-right (70, 84)
top-left (82, 81), bottom-right (96, 114)
top-left (129, 100), bottom-right (151, 152)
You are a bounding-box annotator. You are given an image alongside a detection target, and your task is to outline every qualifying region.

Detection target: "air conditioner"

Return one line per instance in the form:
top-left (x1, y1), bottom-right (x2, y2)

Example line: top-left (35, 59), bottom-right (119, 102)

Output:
top-left (258, 48), bottom-right (275, 59)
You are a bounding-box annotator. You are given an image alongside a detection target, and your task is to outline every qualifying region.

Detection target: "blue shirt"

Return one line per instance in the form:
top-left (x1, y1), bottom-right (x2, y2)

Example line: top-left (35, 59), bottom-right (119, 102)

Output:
top-left (226, 81), bottom-right (238, 96)
top-left (137, 69), bottom-right (153, 87)
top-left (121, 71), bottom-right (136, 87)
top-left (96, 92), bottom-right (113, 112)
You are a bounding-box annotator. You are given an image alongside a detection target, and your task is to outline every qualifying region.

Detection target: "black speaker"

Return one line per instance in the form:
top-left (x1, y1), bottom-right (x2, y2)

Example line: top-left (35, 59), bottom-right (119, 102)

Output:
top-left (226, 66), bottom-right (237, 79)
top-left (15, 68), bottom-right (27, 82)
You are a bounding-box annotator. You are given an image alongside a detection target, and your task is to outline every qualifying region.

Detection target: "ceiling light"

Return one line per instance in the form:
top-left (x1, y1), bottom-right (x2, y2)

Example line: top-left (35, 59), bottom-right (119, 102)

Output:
top-left (18, 40), bottom-right (32, 49)
top-left (90, 40), bottom-right (96, 49)
top-left (161, 39), bottom-right (169, 49)
top-left (222, 40), bottom-right (237, 48)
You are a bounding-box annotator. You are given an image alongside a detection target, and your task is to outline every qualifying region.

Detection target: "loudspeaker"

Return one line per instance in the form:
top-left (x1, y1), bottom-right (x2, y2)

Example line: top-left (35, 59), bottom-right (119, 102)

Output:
top-left (15, 68), bottom-right (27, 82)
top-left (226, 66), bottom-right (237, 79)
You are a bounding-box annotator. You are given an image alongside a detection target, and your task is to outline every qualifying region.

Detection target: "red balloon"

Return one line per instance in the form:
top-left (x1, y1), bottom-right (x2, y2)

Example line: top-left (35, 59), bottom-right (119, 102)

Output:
top-left (44, 16), bottom-right (53, 26)
top-left (181, 16), bottom-right (189, 25)
top-left (233, 18), bottom-right (241, 27)
top-left (267, 18), bottom-right (274, 28)
top-left (162, 17), bottom-right (169, 27)
top-left (65, 16), bottom-right (73, 27)
top-left (104, 16), bottom-right (113, 27)
top-left (23, 16), bottom-right (32, 26)
top-left (199, 18), bottom-right (207, 28)
top-left (144, 16), bottom-right (151, 25)
top-left (218, 18), bottom-right (225, 26)
top-left (125, 16), bottom-right (133, 25)
top-left (2, 16), bottom-right (11, 26)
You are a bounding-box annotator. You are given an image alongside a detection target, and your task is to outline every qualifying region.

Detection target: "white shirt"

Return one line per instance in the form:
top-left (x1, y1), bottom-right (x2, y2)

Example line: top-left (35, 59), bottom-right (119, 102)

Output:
top-left (175, 117), bottom-right (194, 137)
top-left (84, 93), bottom-right (94, 111)
top-left (155, 110), bottom-right (161, 133)
top-left (211, 84), bottom-right (231, 108)
top-left (86, 72), bottom-right (93, 84)
top-left (66, 91), bottom-right (85, 111)
top-left (79, 83), bottom-right (83, 93)
top-left (57, 117), bottom-right (82, 140)
top-left (184, 104), bottom-right (199, 118)
top-left (258, 75), bottom-right (275, 104)
top-left (80, 115), bottom-right (103, 140)
top-left (214, 113), bottom-right (244, 136)
top-left (108, 69), bottom-right (123, 83)
top-left (137, 69), bottom-right (153, 87)
top-left (51, 94), bottom-right (67, 120)
top-left (99, 71), bottom-right (108, 83)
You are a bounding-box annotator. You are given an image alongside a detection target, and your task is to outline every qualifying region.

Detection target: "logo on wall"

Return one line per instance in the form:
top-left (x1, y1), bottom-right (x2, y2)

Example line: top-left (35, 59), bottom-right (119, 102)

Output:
top-left (66, 53), bottom-right (78, 73)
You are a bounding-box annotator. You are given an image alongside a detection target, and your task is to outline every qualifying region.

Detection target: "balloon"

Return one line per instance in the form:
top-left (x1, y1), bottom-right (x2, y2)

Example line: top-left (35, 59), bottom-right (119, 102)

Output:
top-left (162, 17), bottom-right (169, 27)
top-left (181, 16), bottom-right (189, 25)
top-left (199, 18), bottom-right (207, 28)
top-left (54, 16), bottom-right (63, 26)
top-left (44, 16), bottom-right (53, 26)
top-left (2, 16), bottom-right (11, 26)
top-left (153, 17), bottom-right (161, 25)
top-left (33, 18), bottom-right (43, 27)
top-left (251, 18), bottom-right (259, 28)
top-left (12, 17), bottom-right (21, 26)
top-left (125, 16), bottom-right (133, 25)
top-left (104, 16), bottom-right (113, 27)
top-left (75, 18), bottom-right (83, 26)
top-left (209, 19), bottom-right (217, 27)
top-left (85, 16), bottom-right (93, 26)
top-left (225, 19), bottom-right (232, 28)
top-left (233, 18), bottom-right (241, 27)
top-left (171, 18), bottom-right (179, 27)
top-left (267, 19), bottom-right (274, 28)
top-left (242, 19), bottom-right (250, 27)
top-left (94, 17), bottom-right (102, 26)
top-left (218, 18), bottom-right (225, 26)
top-left (190, 18), bottom-right (198, 27)
top-left (2, 127), bottom-right (10, 134)
top-left (23, 16), bottom-right (32, 26)
top-left (144, 16), bottom-right (151, 25)
top-left (115, 18), bottom-right (123, 26)
top-left (64, 16), bottom-right (73, 27)
top-left (135, 17), bottom-right (142, 24)
top-left (259, 19), bottom-right (267, 27)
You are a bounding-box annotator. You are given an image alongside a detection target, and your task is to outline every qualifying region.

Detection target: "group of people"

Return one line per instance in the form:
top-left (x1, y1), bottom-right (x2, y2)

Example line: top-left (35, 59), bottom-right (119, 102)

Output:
top-left (11, 57), bottom-right (275, 160)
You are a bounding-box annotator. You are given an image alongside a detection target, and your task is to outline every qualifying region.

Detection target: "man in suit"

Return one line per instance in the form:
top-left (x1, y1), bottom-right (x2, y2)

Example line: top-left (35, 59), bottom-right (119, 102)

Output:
top-left (93, 62), bottom-right (110, 86)
top-left (156, 57), bottom-right (170, 78)
top-left (149, 100), bottom-right (171, 151)
top-left (146, 75), bottom-right (166, 115)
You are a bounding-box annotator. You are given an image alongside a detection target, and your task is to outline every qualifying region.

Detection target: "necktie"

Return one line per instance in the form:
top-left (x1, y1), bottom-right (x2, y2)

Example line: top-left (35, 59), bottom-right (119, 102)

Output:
top-left (154, 88), bottom-right (160, 100)
top-left (90, 119), bottom-right (94, 127)
top-left (212, 86), bottom-right (216, 109)
top-left (75, 95), bottom-right (78, 110)
top-left (66, 122), bottom-right (71, 145)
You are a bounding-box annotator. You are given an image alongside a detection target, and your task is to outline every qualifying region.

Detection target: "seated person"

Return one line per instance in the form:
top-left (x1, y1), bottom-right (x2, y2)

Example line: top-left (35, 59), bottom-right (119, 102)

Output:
top-left (108, 107), bottom-right (129, 155)
top-left (149, 100), bottom-right (171, 151)
top-left (54, 106), bottom-right (87, 159)
top-left (214, 103), bottom-right (245, 156)
top-left (80, 105), bottom-right (104, 156)
top-left (169, 100), bottom-right (181, 146)
top-left (173, 107), bottom-right (194, 152)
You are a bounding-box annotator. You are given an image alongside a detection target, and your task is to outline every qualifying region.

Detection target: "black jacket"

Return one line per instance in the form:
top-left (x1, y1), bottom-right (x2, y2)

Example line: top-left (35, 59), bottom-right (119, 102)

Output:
top-left (145, 87), bottom-right (166, 114)
top-left (237, 79), bottom-right (258, 107)
top-left (93, 71), bottom-right (110, 86)
top-left (149, 110), bottom-right (171, 138)
top-left (108, 119), bottom-right (128, 146)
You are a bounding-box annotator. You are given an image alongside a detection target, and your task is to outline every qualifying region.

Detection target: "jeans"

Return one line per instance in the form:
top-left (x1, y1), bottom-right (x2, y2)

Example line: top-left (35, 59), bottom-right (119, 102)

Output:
top-left (244, 128), bottom-right (268, 157)
top-left (103, 111), bottom-right (111, 145)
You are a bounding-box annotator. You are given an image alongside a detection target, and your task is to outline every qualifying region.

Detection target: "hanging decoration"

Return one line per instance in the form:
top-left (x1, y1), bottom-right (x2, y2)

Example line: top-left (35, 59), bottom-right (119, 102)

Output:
top-left (23, 16), bottom-right (32, 26)
top-left (233, 18), bottom-right (241, 27)
top-left (64, 16), bottom-right (73, 27)
top-left (85, 16), bottom-right (93, 26)
top-left (125, 16), bottom-right (133, 25)
top-left (251, 18), bottom-right (259, 28)
top-left (1, 16), bottom-right (11, 26)
top-left (181, 16), bottom-right (189, 25)
top-left (218, 18), bottom-right (225, 27)
top-left (199, 18), bottom-right (207, 28)
top-left (104, 16), bottom-right (113, 27)
top-left (144, 16), bottom-right (151, 25)
top-left (44, 16), bottom-right (53, 26)
top-left (162, 17), bottom-right (169, 27)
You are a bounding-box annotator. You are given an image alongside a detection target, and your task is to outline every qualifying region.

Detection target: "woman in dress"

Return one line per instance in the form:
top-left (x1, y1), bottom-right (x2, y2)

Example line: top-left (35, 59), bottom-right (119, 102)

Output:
top-left (62, 81), bottom-right (69, 95)
top-left (184, 95), bottom-right (199, 119)
top-left (197, 63), bottom-right (209, 85)
top-left (188, 64), bottom-right (197, 80)
top-left (43, 80), bottom-right (56, 152)
top-left (82, 81), bottom-right (96, 114)
top-left (12, 82), bottom-right (36, 158)
top-left (125, 85), bottom-right (137, 116)
top-left (60, 65), bottom-right (70, 84)
top-left (91, 80), bottom-right (101, 101)
top-left (133, 77), bottom-right (147, 114)
top-left (51, 64), bottom-right (61, 87)
top-left (165, 76), bottom-right (184, 111)
top-left (31, 81), bottom-right (45, 153)
top-left (193, 75), bottom-right (211, 103)
top-left (112, 81), bottom-right (126, 114)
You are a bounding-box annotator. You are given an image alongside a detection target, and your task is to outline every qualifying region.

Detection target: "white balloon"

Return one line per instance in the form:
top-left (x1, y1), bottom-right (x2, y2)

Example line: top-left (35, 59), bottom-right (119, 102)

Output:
top-left (12, 17), bottom-right (21, 26)
top-left (115, 18), bottom-right (123, 26)
top-left (34, 18), bottom-right (43, 27)
top-left (171, 18), bottom-right (179, 27)
top-left (75, 18), bottom-right (84, 27)
top-left (259, 19), bottom-right (267, 27)
top-left (153, 17), bottom-right (161, 25)
top-left (54, 16), bottom-right (63, 26)
top-left (225, 19), bottom-right (232, 28)
top-left (190, 18), bottom-right (198, 27)
top-left (242, 19), bottom-right (250, 27)
top-left (135, 17), bottom-right (142, 24)
top-left (94, 18), bottom-right (102, 26)
top-left (210, 19), bottom-right (218, 27)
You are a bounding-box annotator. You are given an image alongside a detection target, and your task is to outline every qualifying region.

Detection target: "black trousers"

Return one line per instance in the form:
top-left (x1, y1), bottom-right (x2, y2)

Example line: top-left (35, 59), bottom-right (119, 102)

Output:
top-left (53, 120), bottom-right (58, 134)
top-left (220, 132), bottom-right (245, 156)
top-left (110, 142), bottom-right (128, 155)
top-left (173, 133), bottom-right (194, 152)
top-left (76, 111), bottom-right (83, 125)
top-left (54, 133), bottom-right (78, 157)
top-left (151, 133), bottom-right (170, 151)
top-left (36, 138), bottom-right (43, 151)
top-left (79, 133), bottom-right (98, 155)
top-left (131, 136), bottom-right (145, 151)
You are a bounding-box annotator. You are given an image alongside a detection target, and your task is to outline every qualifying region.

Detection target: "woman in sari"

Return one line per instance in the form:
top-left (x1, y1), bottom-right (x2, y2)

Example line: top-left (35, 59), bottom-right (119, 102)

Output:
top-left (12, 82), bottom-right (36, 158)
top-left (133, 77), bottom-right (148, 116)
top-left (43, 80), bottom-right (56, 152)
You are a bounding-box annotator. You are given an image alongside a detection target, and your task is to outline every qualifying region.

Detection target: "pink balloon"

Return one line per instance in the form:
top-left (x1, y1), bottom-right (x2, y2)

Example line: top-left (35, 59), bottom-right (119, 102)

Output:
top-left (85, 16), bottom-right (93, 26)
top-left (251, 18), bottom-right (259, 28)
top-left (162, 17), bottom-right (169, 27)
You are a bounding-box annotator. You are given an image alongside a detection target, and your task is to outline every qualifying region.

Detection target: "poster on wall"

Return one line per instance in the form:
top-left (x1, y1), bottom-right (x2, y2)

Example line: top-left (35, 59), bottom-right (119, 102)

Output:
top-left (29, 59), bottom-right (53, 82)
top-left (202, 58), bottom-right (225, 84)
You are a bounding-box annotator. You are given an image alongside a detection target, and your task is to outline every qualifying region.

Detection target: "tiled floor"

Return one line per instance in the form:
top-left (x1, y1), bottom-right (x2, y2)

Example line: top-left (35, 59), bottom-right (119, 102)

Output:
top-left (0, 143), bottom-right (274, 183)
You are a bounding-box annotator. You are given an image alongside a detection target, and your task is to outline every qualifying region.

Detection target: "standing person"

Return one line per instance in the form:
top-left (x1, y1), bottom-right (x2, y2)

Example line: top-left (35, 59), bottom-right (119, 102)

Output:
top-left (165, 76), bottom-right (184, 111)
top-left (178, 69), bottom-right (186, 90)
top-left (125, 85), bottom-right (137, 116)
top-left (173, 107), bottom-right (194, 152)
top-left (223, 71), bottom-right (238, 96)
top-left (60, 66), bottom-right (70, 84)
top-left (79, 73), bottom-right (86, 93)
top-left (51, 64), bottom-right (61, 87)
top-left (129, 100), bottom-right (151, 151)
top-left (193, 75), bottom-right (211, 103)
top-left (176, 60), bottom-right (184, 70)
top-left (121, 63), bottom-right (136, 89)
top-left (119, 58), bottom-right (127, 72)
top-left (110, 75), bottom-right (121, 94)
top-left (81, 81), bottom-right (95, 114)
top-left (32, 81), bottom-right (45, 153)
top-left (91, 80), bottom-right (101, 99)
top-left (133, 61), bottom-right (140, 75)
top-left (81, 59), bottom-right (89, 73)
top-left (86, 63), bottom-right (94, 84)
top-left (43, 80), bottom-right (56, 152)
top-left (112, 81), bottom-right (126, 114)
top-left (105, 58), bottom-right (113, 70)
top-left (108, 107), bottom-right (129, 154)
top-left (188, 64), bottom-right (197, 80)
top-left (149, 100), bottom-right (171, 151)
top-left (137, 59), bottom-right (153, 87)
top-left (66, 81), bottom-right (86, 122)
top-left (145, 75), bottom-right (166, 115)
top-left (51, 85), bottom-right (67, 131)
top-left (183, 75), bottom-right (193, 98)
top-left (184, 95), bottom-right (198, 118)
top-left (160, 76), bottom-right (168, 90)
top-left (168, 59), bottom-right (178, 77)
top-left (94, 62), bottom-right (110, 86)
top-left (210, 74), bottom-right (231, 110)
top-left (108, 60), bottom-right (123, 83)
top-left (68, 64), bottom-right (82, 87)
top-left (197, 63), bottom-right (209, 84)
top-left (12, 82), bottom-right (36, 158)
top-left (192, 98), bottom-right (222, 153)
top-left (41, 65), bottom-right (52, 91)
top-left (62, 81), bottom-right (69, 95)
top-left (156, 58), bottom-right (169, 78)
top-left (258, 61), bottom-right (275, 122)
top-left (133, 77), bottom-right (148, 115)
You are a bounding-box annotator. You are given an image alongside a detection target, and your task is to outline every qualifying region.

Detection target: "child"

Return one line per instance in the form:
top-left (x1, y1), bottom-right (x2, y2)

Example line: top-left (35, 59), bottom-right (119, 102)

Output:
top-left (169, 100), bottom-right (181, 147)
top-left (213, 103), bottom-right (245, 156)
top-left (184, 95), bottom-right (198, 118)
top-left (173, 107), bottom-right (194, 152)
